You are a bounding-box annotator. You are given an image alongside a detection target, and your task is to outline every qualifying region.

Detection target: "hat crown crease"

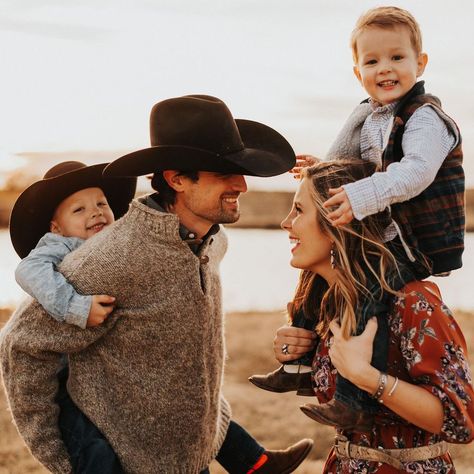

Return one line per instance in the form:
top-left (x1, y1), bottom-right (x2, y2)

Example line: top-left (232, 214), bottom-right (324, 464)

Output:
top-left (150, 97), bottom-right (244, 157)
top-left (43, 161), bottom-right (87, 179)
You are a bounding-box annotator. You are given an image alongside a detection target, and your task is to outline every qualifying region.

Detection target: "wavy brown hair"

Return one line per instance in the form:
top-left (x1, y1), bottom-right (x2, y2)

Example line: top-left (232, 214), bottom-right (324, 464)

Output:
top-left (290, 160), bottom-right (401, 339)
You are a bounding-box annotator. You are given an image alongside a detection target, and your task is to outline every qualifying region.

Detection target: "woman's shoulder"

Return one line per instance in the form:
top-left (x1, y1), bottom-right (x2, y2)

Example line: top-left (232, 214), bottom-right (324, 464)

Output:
top-left (391, 280), bottom-right (458, 332)
top-left (397, 280), bottom-right (444, 308)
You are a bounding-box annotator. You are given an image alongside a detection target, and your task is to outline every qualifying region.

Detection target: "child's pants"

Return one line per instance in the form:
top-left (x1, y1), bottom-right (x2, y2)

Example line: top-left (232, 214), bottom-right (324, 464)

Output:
top-left (56, 367), bottom-right (123, 474)
top-left (335, 237), bottom-right (430, 412)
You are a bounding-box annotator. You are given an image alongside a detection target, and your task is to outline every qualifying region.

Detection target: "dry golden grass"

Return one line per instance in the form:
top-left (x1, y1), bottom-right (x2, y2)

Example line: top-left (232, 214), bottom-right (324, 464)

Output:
top-left (0, 307), bottom-right (473, 473)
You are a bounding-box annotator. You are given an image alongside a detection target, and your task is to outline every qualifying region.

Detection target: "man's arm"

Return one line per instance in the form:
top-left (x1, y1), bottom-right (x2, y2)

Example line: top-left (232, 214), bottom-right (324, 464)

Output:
top-left (15, 233), bottom-right (91, 328)
top-left (0, 299), bottom-right (113, 473)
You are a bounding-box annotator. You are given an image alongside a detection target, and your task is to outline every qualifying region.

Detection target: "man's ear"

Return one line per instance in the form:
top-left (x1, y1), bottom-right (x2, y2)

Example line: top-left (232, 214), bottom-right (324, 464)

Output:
top-left (162, 170), bottom-right (187, 192)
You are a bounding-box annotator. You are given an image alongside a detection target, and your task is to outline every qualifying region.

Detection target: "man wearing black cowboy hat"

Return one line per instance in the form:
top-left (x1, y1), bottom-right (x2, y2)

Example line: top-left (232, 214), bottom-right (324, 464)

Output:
top-left (1, 95), bottom-right (312, 473)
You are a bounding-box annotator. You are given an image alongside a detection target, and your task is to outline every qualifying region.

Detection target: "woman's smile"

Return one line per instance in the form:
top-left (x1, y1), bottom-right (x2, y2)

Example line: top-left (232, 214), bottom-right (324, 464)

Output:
top-left (289, 236), bottom-right (301, 253)
top-left (281, 178), bottom-right (333, 276)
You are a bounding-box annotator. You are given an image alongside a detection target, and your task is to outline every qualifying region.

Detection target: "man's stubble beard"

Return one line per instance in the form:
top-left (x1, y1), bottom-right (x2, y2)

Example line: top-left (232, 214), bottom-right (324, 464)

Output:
top-left (195, 205), bottom-right (241, 225)
top-left (184, 193), bottom-right (242, 225)
top-left (209, 206), bottom-right (241, 225)
top-left (219, 209), bottom-right (240, 224)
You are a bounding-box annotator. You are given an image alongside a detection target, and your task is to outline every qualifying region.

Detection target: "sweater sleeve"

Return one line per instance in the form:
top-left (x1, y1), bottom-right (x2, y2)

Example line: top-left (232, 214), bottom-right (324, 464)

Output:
top-left (0, 299), bottom-right (115, 473)
top-left (15, 233), bottom-right (91, 329)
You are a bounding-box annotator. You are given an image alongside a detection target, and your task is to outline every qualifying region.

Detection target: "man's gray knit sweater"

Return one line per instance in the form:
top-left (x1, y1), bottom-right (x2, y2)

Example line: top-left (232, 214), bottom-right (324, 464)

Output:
top-left (0, 200), bottom-right (231, 474)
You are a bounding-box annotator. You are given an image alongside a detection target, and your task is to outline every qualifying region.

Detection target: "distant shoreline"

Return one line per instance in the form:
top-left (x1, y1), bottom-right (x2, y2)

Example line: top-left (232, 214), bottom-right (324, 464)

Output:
top-left (2, 189), bottom-right (474, 231)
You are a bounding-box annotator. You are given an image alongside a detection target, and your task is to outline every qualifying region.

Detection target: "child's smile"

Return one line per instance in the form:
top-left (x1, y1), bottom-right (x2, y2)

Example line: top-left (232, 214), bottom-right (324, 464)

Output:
top-left (353, 25), bottom-right (427, 106)
top-left (50, 187), bottom-right (115, 240)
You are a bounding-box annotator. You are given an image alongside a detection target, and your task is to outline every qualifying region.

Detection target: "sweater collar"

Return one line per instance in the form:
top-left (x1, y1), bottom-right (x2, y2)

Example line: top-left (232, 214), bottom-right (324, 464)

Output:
top-left (144, 193), bottom-right (220, 251)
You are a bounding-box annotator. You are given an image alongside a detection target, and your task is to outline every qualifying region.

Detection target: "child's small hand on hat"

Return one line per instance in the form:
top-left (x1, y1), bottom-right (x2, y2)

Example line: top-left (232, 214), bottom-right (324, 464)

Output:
top-left (324, 187), bottom-right (354, 226)
top-left (290, 154), bottom-right (320, 180)
top-left (87, 295), bottom-right (116, 327)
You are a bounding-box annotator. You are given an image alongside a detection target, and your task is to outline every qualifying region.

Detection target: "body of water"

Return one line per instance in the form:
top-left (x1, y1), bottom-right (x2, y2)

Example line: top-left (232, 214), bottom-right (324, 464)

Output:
top-left (0, 228), bottom-right (473, 313)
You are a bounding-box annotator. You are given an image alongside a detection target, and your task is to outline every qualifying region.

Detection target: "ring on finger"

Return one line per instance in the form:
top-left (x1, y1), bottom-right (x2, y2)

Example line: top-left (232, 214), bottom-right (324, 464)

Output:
top-left (281, 344), bottom-right (290, 355)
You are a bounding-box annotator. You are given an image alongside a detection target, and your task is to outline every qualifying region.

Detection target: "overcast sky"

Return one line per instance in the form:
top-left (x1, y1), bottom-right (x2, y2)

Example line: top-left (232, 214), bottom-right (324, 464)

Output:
top-left (1, 0), bottom-right (473, 190)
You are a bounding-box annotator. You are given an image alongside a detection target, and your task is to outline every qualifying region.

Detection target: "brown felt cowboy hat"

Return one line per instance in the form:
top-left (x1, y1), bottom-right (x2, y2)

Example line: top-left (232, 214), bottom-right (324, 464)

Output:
top-left (10, 161), bottom-right (137, 258)
top-left (103, 95), bottom-right (296, 178)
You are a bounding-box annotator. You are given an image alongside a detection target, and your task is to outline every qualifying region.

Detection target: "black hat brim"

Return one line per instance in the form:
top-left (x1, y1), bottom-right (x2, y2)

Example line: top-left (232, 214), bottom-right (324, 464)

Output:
top-left (10, 163), bottom-right (137, 258)
top-left (103, 119), bottom-right (295, 178)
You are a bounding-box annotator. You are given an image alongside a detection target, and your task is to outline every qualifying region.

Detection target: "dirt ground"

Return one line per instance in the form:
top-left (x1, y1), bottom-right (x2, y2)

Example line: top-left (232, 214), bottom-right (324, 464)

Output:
top-left (0, 307), bottom-right (473, 474)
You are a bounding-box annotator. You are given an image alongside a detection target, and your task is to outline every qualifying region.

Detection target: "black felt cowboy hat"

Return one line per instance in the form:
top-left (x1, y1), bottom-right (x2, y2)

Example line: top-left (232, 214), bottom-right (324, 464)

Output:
top-left (10, 161), bottom-right (137, 259)
top-left (103, 94), bottom-right (296, 178)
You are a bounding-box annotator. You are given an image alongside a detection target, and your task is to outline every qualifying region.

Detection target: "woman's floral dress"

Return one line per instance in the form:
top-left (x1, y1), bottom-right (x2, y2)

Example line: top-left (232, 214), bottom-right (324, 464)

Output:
top-left (312, 281), bottom-right (474, 473)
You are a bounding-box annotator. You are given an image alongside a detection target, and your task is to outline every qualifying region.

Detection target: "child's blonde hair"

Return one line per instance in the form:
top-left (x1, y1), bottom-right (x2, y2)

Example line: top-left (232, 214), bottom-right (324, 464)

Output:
top-left (350, 6), bottom-right (423, 62)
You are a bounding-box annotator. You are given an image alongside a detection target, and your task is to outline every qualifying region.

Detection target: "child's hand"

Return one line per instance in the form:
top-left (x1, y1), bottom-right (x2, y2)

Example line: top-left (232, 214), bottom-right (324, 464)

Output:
top-left (87, 295), bottom-right (116, 327)
top-left (323, 187), bottom-right (354, 226)
top-left (290, 154), bottom-right (320, 180)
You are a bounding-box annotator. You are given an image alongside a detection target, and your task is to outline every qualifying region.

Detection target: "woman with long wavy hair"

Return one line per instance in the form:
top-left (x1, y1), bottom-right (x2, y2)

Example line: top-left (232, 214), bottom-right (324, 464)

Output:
top-left (274, 159), bottom-right (474, 472)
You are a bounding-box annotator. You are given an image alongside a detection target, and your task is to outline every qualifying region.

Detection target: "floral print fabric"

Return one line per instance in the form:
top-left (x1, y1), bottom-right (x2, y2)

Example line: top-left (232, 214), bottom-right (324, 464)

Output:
top-left (312, 281), bottom-right (474, 473)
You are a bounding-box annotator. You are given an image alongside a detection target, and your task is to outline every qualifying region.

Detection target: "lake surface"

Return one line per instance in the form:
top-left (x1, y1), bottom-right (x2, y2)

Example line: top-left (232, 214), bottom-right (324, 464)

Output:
top-left (0, 229), bottom-right (473, 313)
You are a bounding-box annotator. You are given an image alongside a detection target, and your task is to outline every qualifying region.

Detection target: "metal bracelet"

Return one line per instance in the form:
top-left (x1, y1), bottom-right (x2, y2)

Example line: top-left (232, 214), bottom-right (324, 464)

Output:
top-left (387, 376), bottom-right (399, 397)
top-left (372, 372), bottom-right (388, 402)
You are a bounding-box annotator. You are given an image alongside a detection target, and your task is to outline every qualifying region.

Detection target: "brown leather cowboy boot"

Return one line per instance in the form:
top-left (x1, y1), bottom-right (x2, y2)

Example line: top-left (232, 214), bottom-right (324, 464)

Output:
top-left (300, 399), bottom-right (374, 432)
top-left (248, 365), bottom-right (314, 396)
top-left (255, 438), bottom-right (314, 474)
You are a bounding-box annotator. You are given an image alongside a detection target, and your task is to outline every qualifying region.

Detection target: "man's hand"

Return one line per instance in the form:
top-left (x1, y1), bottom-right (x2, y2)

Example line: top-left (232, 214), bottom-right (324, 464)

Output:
top-left (87, 295), bottom-right (116, 327)
top-left (273, 325), bottom-right (317, 363)
top-left (289, 154), bottom-right (320, 180)
top-left (323, 187), bottom-right (354, 226)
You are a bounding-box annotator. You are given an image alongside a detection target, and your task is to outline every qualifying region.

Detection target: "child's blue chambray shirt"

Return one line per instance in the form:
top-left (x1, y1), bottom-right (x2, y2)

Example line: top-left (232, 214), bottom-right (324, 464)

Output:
top-left (15, 232), bottom-right (91, 329)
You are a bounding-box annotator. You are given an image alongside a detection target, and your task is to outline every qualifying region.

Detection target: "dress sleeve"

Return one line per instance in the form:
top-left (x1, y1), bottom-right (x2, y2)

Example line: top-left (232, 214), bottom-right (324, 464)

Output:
top-left (397, 281), bottom-right (474, 443)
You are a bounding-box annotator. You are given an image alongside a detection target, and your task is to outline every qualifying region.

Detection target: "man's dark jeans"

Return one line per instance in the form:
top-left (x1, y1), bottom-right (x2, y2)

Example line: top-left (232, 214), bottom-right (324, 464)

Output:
top-left (56, 368), bottom-right (264, 473)
top-left (289, 237), bottom-right (430, 413)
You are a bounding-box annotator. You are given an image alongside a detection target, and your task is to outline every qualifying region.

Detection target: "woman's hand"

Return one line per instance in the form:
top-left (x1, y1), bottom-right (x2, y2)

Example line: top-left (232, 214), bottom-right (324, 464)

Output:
top-left (273, 326), bottom-right (317, 363)
top-left (329, 317), bottom-right (446, 433)
top-left (328, 318), bottom-right (378, 388)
